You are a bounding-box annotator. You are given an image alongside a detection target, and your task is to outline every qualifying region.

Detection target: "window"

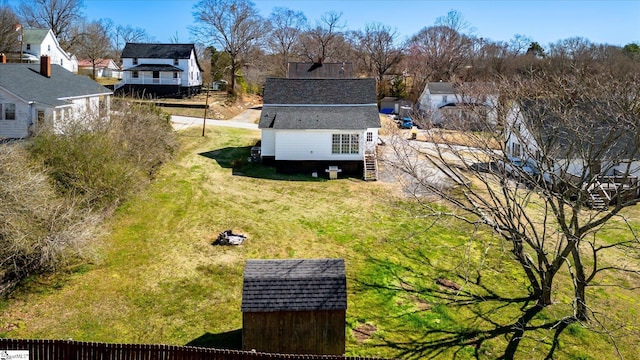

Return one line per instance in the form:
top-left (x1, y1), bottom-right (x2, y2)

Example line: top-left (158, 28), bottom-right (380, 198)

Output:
top-left (366, 132), bottom-right (373, 142)
top-left (442, 95), bottom-right (448, 102)
top-left (26, 44), bottom-right (31, 50)
top-left (153, 71), bottom-right (159, 78)
top-left (47, 45), bottom-right (51, 52)
top-left (132, 71), bottom-right (139, 78)
top-left (332, 133), bottom-right (360, 154)
top-left (511, 142), bottom-right (521, 157)
top-left (4, 103), bottom-right (16, 120)
top-left (174, 58), bottom-right (179, 65)
top-left (173, 72), bottom-right (178, 78)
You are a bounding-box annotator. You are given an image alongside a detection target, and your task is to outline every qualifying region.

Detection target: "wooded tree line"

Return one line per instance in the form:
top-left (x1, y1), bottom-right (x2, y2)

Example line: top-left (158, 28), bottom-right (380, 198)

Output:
top-left (2, 0), bottom-right (639, 93)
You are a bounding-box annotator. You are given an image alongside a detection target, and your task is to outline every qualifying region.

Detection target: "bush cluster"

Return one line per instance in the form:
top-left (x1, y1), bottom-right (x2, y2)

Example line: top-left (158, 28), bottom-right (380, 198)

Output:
top-left (28, 101), bottom-right (177, 211)
top-left (0, 101), bottom-right (177, 294)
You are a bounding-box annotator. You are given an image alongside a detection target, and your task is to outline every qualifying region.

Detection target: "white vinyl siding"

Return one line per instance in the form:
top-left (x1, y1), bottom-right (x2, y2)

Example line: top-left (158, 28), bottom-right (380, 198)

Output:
top-left (274, 131), bottom-right (362, 161)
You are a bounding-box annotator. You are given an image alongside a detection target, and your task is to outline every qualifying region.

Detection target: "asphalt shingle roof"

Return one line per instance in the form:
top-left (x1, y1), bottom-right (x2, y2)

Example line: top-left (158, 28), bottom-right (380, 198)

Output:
top-left (22, 29), bottom-right (49, 45)
top-left (241, 259), bottom-right (347, 313)
top-left (259, 78), bottom-right (380, 130)
top-left (121, 43), bottom-right (196, 59)
top-left (263, 78), bottom-right (376, 105)
top-left (427, 82), bottom-right (456, 94)
top-left (259, 105), bottom-right (380, 129)
top-left (0, 64), bottom-right (112, 107)
top-left (125, 64), bottom-right (183, 72)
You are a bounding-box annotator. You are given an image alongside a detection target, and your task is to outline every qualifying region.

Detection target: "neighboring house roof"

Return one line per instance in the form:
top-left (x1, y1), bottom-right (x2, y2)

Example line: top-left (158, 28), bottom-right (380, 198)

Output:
top-left (427, 82), bottom-right (456, 94)
top-left (77, 59), bottom-right (119, 69)
top-left (287, 62), bottom-right (353, 79)
top-left (0, 64), bottom-right (112, 107)
top-left (22, 28), bottom-right (50, 45)
top-left (241, 259), bottom-right (347, 313)
top-left (122, 43), bottom-right (196, 59)
top-left (259, 78), bottom-right (380, 130)
top-left (121, 43), bottom-right (203, 72)
top-left (517, 99), bottom-right (638, 160)
top-left (263, 78), bottom-right (377, 105)
top-left (125, 64), bottom-right (183, 72)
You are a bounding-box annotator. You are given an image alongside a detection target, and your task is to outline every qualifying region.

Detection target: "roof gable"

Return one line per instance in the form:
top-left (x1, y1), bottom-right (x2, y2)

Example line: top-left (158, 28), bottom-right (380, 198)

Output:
top-left (242, 259), bottom-right (347, 312)
top-left (22, 28), bottom-right (52, 45)
top-left (0, 64), bottom-right (112, 107)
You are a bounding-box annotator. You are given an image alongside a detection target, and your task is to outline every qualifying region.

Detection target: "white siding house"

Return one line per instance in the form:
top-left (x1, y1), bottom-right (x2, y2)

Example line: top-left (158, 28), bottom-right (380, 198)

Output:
top-left (21, 28), bottom-right (78, 73)
top-left (504, 99), bottom-right (640, 186)
top-left (259, 78), bottom-right (381, 180)
top-left (418, 82), bottom-right (497, 129)
top-left (117, 43), bottom-right (203, 98)
top-left (0, 55), bottom-right (112, 139)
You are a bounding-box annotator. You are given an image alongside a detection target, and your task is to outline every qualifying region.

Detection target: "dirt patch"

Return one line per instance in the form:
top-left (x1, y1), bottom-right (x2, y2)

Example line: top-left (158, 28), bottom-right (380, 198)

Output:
top-left (353, 323), bottom-right (377, 343)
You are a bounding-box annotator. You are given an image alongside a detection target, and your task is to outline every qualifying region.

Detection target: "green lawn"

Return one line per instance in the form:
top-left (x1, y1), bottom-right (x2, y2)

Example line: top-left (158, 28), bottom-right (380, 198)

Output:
top-left (1, 126), bottom-right (638, 359)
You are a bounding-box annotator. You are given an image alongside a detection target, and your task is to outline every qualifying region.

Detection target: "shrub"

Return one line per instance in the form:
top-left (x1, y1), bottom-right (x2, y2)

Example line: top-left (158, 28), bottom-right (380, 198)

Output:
top-left (0, 145), bottom-right (98, 294)
top-left (28, 101), bottom-right (178, 210)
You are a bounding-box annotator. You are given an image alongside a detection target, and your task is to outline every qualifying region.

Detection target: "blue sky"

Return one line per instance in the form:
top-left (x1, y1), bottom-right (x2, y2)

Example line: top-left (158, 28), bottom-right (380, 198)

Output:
top-left (8, 0), bottom-right (640, 47)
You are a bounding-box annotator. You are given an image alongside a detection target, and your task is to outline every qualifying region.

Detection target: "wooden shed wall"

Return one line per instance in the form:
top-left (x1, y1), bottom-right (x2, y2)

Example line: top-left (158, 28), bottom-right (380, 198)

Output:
top-left (242, 310), bottom-right (345, 355)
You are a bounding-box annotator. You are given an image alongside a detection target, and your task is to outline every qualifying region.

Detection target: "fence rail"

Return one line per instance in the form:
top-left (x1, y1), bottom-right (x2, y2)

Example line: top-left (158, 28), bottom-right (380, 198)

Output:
top-left (0, 339), bottom-right (388, 360)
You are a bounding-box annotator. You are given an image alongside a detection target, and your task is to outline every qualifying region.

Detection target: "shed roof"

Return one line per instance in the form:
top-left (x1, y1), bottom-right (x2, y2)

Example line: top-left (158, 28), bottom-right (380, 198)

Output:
top-left (263, 78), bottom-right (376, 105)
top-left (242, 259), bottom-right (347, 313)
top-left (0, 64), bottom-right (112, 107)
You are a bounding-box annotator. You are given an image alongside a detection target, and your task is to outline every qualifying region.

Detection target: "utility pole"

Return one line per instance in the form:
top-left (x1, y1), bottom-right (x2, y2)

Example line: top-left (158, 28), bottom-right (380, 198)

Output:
top-left (202, 83), bottom-right (211, 137)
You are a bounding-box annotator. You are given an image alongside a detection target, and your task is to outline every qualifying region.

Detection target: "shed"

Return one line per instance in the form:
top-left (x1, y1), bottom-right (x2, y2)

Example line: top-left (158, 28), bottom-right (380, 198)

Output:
top-left (241, 258), bottom-right (347, 355)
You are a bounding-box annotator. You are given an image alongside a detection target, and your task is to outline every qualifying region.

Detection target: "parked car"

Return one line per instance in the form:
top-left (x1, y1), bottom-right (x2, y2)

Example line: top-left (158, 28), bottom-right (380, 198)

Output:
top-left (399, 117), bottom-right (413, 129)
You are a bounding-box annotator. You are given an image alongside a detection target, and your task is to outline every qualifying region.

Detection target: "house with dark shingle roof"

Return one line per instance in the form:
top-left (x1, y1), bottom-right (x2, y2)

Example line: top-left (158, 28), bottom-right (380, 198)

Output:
top-left (259, 77), bottom-right (381, 180)
top-left (0, 55), bottom-right (112, 139)
top-left (117, 43), bottom-right (203, 98)
top-left (241, 258), bottom-right (347, 355)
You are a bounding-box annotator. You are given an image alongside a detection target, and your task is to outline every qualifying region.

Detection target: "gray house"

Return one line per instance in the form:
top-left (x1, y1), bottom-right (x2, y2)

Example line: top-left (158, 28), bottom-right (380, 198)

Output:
top-left (0, 54), bottom-right (112, 139)
top-left (241, 259), bottom-right (347, 355)
top-left (259, 78), bottom-right (381, 179)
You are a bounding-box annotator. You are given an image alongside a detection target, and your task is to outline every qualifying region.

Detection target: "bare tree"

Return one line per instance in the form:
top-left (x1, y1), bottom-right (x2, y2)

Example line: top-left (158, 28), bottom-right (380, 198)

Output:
top-left (0, 4), bottom-right (19, 54)
top-left (191, 0), bottom-right (263, 95)
top-left (266, 7), bottom-right (307, 77)
top-left (353, 22), bottom-right (404, 94)
top-left (297, 11), bottom-right (350, 63)
top-left (17, 0), bottom-right (84, 51)
top-left (75, 19), bottom-right (112, 79)
top-left (382, 64), bottom-right (640, 358)
top-left (111, 24), bottom-right (153, 61)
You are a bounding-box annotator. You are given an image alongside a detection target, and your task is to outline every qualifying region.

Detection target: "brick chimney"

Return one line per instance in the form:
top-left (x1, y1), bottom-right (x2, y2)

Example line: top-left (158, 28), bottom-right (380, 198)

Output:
top-left (40, 55), bottom-right (51, 77)
top-left (0, 54), bottom-right (5, 63)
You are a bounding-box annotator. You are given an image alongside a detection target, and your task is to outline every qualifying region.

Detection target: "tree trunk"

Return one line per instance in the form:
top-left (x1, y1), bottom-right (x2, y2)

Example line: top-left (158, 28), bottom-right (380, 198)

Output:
top-left (571, 247), bottom-right (590, 321)
top-left (229, 61), bottom-right (237, 96)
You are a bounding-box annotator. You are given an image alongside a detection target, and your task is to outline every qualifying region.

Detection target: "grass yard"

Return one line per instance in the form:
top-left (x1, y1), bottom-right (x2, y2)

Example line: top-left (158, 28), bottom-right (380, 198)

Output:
top-left (1, 126), bottom-right (639, 359)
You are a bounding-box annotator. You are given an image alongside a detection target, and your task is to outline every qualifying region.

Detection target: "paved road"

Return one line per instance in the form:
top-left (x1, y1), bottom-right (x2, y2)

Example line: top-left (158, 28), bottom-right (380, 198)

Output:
top-left (171, 106), bottom-right (261, 131)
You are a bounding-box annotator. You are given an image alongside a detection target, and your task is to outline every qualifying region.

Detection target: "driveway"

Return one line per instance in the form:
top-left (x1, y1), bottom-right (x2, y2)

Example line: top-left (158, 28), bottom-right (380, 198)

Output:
top-left (171, 107), bottom-right (260, 131)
